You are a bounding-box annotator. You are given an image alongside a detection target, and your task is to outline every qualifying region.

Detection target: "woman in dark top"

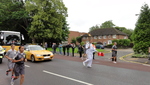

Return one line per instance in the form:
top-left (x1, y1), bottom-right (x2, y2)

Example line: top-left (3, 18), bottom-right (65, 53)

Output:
top-left (112, 42), bottom-right (117, 63)
top-left (78, 45), bottom-right (84, 58)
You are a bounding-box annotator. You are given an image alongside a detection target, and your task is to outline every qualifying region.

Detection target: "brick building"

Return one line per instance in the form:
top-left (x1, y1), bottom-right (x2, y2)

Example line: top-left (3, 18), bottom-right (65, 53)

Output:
top-left (82, 28), bottom-right (128, 46)
top-left (67, 31), bottom-right (87, 43)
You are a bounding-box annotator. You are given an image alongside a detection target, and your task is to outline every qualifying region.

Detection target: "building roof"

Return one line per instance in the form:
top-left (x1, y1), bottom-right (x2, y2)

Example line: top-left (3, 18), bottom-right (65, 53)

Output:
top-left (82, 28), bottom-right (127, 37)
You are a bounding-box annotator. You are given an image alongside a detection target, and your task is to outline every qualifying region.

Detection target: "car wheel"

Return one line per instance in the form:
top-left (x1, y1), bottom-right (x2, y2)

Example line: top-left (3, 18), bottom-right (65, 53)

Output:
top-left (0, 58), bottom-right (2, 64)
top-left (31, 55), bottom-right (35, 62)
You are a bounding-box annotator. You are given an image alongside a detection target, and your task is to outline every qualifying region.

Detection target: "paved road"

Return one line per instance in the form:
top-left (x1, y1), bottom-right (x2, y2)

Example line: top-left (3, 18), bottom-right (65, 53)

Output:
top-left (0, 49), bottom-right (150, 85)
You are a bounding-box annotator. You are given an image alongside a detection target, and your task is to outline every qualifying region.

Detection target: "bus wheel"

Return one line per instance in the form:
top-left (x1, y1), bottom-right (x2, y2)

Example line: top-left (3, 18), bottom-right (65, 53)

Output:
top-left (0, 58), bottom-right (2, 64)
top-left (31, 55), bottom-right (35, 62)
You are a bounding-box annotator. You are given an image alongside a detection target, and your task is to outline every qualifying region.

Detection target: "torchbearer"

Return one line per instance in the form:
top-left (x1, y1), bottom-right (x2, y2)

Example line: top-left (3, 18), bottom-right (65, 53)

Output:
top-left (83, 34), bottom-right (97, 68)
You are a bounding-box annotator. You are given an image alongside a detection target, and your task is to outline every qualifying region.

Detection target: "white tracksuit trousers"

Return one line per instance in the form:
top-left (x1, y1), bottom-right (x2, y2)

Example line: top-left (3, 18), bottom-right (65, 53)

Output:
top-left (84, 52), bottom-right (93, 67)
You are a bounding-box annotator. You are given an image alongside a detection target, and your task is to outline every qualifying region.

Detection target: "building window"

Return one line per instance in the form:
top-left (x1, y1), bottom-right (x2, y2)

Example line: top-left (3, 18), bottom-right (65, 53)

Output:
top-left (86, 37), bottom-right (88, 39)
top-left (113, 35), bottom-right (116, 38)
top-left (103, 35), bottom-right (106, 39)
top-left (124, 36), bottom-right (127, 39)
top-left (98, 36), bottom-right (102, 39)
top-left (108, 35), bottom-right (111, 39)
top-left (108, 40), bottom-right (112, 44)
top-left (83, 37), bottom-right (86, 40)
top-left (94, 36), bottom-right (97, 39)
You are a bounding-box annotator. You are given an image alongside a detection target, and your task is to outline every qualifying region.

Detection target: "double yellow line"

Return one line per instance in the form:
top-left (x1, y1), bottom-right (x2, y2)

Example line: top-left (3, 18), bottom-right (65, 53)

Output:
top-left (119, 53), bottom-right (150, 65)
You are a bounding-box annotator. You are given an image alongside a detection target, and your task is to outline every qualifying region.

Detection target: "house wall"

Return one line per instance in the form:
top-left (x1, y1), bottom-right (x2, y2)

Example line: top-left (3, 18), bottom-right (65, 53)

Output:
top-left (82, 34), bottom-right (128, 45)
top-left (67, 31), bottom-right (87, 43)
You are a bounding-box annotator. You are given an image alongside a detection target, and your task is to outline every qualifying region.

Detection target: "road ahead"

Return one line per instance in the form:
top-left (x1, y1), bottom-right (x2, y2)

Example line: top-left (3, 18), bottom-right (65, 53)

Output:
top-left (0, 49), bottom-right (150, 85)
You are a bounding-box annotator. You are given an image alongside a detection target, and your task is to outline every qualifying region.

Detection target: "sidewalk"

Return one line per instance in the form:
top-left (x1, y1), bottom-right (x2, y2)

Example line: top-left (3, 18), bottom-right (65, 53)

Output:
top-left (123, 54), bottom-right (150, 64)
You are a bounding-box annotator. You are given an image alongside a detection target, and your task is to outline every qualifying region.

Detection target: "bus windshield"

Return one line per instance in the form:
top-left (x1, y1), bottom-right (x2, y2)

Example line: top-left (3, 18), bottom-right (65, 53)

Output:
top-left (0, 31), bottom-right (21, 45)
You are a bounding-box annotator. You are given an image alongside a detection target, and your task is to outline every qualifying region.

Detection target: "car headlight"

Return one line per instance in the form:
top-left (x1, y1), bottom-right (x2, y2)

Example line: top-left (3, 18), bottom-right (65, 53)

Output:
top-left (36, 54), bottom-right (41, 57)
top-left (50, 53), bottom-right (54, 56)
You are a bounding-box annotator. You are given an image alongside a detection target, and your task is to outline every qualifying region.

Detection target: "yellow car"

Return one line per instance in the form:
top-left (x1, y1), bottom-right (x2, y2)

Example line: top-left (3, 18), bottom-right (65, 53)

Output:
top-left (24, 45), bottom-right (54, 62)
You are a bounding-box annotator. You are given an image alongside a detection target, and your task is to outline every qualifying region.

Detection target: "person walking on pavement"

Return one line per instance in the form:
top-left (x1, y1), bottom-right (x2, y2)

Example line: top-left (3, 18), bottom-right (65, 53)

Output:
top-left (83, 41), bottom-right (97, 68)
top-left (62, 44), bottom-right (66, 55)
top-left (92, 43), bottom-right (96, 60)
top-left (71, 43), bottom-right (76, 57)
top-left (52, 43), bottom-right (57, 54)
top-left (148, 47), bottom-right (150, 60)
top-left (82, 44), bottom-right (87, 60)
top-left (11, 46), bottom-right (27, 85)
top-left (5, 44), bottom-right (17, 78)
top-left (66, 43), bottom-right (71, 56)
top-left (44, 42), bottom-right (48, 50)
top-left (78, 44), bottom-right (84, 58)
top-left (111, 42), bottom-right (117, 63)
top-left (58, 43), bottom-right (63, 55)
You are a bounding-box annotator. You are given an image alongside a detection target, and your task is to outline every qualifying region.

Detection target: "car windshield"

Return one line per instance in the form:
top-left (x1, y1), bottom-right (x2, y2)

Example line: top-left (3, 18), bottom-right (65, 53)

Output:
top-left (29, 46), bottom-right (44, 50)
top-left (0, 46), bottom-right (2, 49)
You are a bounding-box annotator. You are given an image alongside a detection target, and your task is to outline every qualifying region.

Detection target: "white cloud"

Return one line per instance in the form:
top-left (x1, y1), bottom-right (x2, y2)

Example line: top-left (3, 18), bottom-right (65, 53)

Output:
top-left (63, 0), bottom-right (150, 32)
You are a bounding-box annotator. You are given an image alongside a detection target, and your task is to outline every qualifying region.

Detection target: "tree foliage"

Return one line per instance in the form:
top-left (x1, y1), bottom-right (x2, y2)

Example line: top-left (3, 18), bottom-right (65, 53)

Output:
top-left (132, 4), bottom-right (150, 54)
top-left (0, 0), bottom-right (30, 31)
top-left (76, 36), bottom-right (82, 43)
top-left (25, 0), bottom-right (68, 43)
top-left (71, 38), bottom-right (76, 44)
top-left (115, 27), bottom-right (133, 40)
top-left (100, 20), bottom-right (115, 28)
top-left (112, 39), bottom-right (131, 47)
top-left (89, 25), bottom-right (100, 32)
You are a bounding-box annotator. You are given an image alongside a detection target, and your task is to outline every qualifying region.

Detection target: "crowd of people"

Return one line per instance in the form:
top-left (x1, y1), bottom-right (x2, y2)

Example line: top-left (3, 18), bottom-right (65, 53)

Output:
top-left (4, 41), bottom-right (118, 85)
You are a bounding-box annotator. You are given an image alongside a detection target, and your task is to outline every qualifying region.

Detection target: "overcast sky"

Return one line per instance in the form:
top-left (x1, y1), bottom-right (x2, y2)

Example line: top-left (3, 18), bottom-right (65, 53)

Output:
top-left (63, 0), bottom-right (150, 32)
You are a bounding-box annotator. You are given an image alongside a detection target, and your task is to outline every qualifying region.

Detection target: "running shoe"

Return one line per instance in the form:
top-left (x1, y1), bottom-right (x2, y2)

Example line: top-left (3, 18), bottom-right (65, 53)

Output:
top-left (83, 62), bottom-right (85, 66)
top-left (6, 71), bottom-right (9, 76)
top-left (10, 77), bottom-right (14, 85)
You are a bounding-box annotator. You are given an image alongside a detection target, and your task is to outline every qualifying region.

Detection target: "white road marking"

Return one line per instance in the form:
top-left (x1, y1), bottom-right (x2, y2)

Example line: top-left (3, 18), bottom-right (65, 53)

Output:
top-left (143, 64), bottom-right (150, 67)
top-left (43, 70), bottom-right (93, 85)
top-left (25, 65), bottom-right (30, 67)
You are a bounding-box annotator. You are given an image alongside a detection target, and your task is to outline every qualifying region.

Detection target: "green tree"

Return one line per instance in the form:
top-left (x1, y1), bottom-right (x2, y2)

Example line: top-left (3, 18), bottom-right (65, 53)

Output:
top-left (76, 36), bottom-right (82, 43)
top-left (26, 0), bottom-right (68, 44)
top-left (115, 27), bottom-right (134, 40)
top-left (0, 0), bottom-right (30, 31)
top-left (71, 38), bottom-right (76, 44)
top-left (132, 4), bottom-right (150, 54)
top-left (100, 20), bottom-right (115, 28)
top-left (89, 25), bottom-right (100, 32)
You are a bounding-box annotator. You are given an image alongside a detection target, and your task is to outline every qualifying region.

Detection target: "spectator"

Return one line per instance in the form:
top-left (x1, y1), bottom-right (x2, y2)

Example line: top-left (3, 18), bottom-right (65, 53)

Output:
top-left (66, 43), bottom-right (72, 56)
top-left (62, 44), bottom-right (66, 55)
top-left (52, 43), bottom-right (57, 54)
top-left (92, 43), bottom-right (96, 60)
top-left (71, 43), bottom-right (76, 57)
top-left (78, 44), bottom-right (84, 58)
top-left (44, 42), bottom-right (48, 50)
top-left (58, 43), bottom-right (63, 55)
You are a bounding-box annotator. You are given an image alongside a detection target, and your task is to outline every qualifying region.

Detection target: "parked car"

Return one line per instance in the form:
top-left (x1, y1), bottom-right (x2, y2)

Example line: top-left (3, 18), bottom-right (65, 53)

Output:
top-left (0, 46), bottom-right (5, 64)
top-left (96, 44), bottom-right (104, 49)
top-left (24, 45), bottom-right (54, 62)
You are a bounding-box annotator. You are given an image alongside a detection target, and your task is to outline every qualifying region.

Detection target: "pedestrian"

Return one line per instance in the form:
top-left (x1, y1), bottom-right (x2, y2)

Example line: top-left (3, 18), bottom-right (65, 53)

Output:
top-left (58, 43), bottom-right (63, 55)
top-left (148, 47), bottom-right (150, 60)
top-left (44, 42), bottom-right (48, 50)
top-left (111, 42), bottom-right (117, 63)
top-left (92, 43), bottom-right (96, 60)
top-left (11, 46), bottom-right (27, 85)
top-left (82, 44), bottom-right (86, 60)
top-left (62, 44), bottom-right (66, 55)
top-left (66, 43), bottom-right (71, 56)
top-left (71, 43), bottom-right (76, 57)
top-left (52, 43), bottom-right (57, 54)
top-left (40, 43), bottom-right (43, 47)
top-left (5, 44), bottom-right (17, 78)
top-left (78, 44), bottom-right (84, 58)
top-left (83, 41), bottom-right (97, 68)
